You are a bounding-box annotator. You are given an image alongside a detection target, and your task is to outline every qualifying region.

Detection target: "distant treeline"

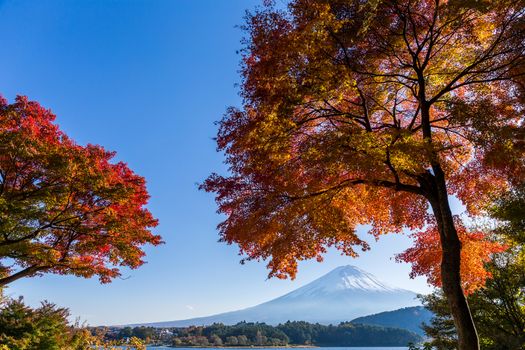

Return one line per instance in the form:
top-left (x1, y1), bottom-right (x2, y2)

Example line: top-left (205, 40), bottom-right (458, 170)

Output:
top-left (99, 321), bottom-right (421, 347)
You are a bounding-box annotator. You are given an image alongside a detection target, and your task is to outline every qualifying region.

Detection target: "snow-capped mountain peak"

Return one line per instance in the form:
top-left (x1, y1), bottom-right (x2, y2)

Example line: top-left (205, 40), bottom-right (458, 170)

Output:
top-left (129, 265), bottom-right (420, 328)
top-left (323, 265), bottom-right (404, 292)
top-left (279, 265), bottom-right (407, 299)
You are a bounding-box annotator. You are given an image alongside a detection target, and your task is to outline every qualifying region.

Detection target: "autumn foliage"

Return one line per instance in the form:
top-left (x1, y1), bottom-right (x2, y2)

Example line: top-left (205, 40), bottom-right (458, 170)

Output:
top-left (203, 0), bottom-right (524, 278)
top-left (395, 218), bottom-right (506, 295)
top-left (0, 96), bottom-right (161, 286)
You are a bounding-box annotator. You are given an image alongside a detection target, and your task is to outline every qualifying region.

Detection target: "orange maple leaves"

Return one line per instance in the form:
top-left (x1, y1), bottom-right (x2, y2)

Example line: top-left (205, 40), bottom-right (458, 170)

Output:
top-left (203, 0), bottom-right (524, 282)
top-left (396, 218), bottom-right (506, 295)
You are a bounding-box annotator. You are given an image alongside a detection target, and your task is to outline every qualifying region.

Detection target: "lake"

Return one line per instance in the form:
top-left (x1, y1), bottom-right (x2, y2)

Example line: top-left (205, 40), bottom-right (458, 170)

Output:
top-left (114, 346), bottom-right (408, 350)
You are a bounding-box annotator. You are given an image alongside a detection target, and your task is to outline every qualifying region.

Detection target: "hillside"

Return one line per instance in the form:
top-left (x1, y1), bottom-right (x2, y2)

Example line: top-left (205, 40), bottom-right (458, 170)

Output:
top-left (351, 306), bottom-right (433, 335)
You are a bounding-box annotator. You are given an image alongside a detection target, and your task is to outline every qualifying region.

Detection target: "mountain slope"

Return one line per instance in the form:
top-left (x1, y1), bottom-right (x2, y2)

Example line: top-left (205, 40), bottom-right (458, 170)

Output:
top-left (351, 306), bottom-right (433, 335)
top-left (132, 265), bottom-right (421, 327)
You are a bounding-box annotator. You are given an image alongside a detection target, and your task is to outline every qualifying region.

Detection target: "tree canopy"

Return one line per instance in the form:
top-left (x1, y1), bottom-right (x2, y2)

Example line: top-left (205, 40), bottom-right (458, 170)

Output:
top-left (204, 0), bottom-right (525, 278)
top-left (0, 96), bottom-right (162, 286)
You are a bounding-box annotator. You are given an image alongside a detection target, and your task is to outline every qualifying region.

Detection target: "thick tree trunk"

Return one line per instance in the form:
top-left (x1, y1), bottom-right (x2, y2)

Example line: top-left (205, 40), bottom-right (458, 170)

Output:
top-left (418, 96), bottom-right (479, 349)
top-left (428, 165), bottom-right (480, 350)
top-left (0, 265), bottom-right (43, 287)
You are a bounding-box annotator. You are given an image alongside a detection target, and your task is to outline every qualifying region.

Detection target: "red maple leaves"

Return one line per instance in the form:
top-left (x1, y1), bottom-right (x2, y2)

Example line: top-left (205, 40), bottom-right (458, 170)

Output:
top-left (0, 96), bottom-right (162, 286)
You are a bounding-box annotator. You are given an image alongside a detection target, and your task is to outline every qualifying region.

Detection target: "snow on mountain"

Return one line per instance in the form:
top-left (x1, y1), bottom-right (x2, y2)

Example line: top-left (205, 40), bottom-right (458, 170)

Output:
top-left (130, 265), bottom-right (421, 328)
top-left (281, 265), bottom-right (407, 295)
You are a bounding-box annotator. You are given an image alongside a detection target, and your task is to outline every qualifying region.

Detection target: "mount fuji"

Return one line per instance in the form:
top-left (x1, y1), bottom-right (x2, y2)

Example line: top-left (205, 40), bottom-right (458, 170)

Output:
top-left (133, 265), bottom-right (421, 328)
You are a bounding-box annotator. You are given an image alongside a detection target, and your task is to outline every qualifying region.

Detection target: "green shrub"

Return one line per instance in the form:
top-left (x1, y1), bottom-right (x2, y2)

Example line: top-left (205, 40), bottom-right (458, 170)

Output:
top-left (0, 297), bottom-right (93, 350)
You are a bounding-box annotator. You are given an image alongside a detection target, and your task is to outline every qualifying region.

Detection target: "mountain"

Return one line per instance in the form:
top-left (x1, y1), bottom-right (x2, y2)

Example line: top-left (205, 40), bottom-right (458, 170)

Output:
top-left (131, 265), bottom-right (421, 328)
top-left (351, 306), bottom-right (434, 335)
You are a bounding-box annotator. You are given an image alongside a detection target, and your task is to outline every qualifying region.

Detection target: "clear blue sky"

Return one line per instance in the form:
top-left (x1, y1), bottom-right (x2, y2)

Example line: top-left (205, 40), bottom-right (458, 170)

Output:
top-left (0, 0), bottom-right (441, 326)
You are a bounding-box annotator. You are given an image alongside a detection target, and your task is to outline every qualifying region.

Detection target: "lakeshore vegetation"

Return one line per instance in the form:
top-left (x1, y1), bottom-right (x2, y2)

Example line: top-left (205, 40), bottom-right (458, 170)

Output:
top-left (95, 321), bottom-right (421, 348)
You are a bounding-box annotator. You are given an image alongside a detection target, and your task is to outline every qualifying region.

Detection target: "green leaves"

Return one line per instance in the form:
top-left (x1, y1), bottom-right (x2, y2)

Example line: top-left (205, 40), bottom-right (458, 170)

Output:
top-left (0, 297), bottom-right (92, 350)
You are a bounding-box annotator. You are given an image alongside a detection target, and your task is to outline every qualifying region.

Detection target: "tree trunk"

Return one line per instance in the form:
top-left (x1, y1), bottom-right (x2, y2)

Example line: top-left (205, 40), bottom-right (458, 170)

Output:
top-left (428, 165), bottom-right (480, 350)
top-left (0, 265), bottom-right (43, 287)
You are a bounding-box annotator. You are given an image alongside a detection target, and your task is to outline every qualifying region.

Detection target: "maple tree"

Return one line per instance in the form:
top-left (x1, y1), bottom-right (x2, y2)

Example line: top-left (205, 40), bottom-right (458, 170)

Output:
top-left (202, 0), bottom-right (525, 348)
top-left (0, 96), bottom-right (161, 287)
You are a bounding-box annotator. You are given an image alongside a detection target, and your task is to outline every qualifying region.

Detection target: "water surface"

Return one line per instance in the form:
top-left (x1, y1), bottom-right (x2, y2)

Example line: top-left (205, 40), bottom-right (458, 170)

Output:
top-left (142, 347), bottom-right (409, 350)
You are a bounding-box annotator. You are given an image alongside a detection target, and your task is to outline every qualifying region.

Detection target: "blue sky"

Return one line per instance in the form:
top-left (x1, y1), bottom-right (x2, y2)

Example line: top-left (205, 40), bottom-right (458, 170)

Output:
top-left (0, 0), bottom-right (439, 325)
